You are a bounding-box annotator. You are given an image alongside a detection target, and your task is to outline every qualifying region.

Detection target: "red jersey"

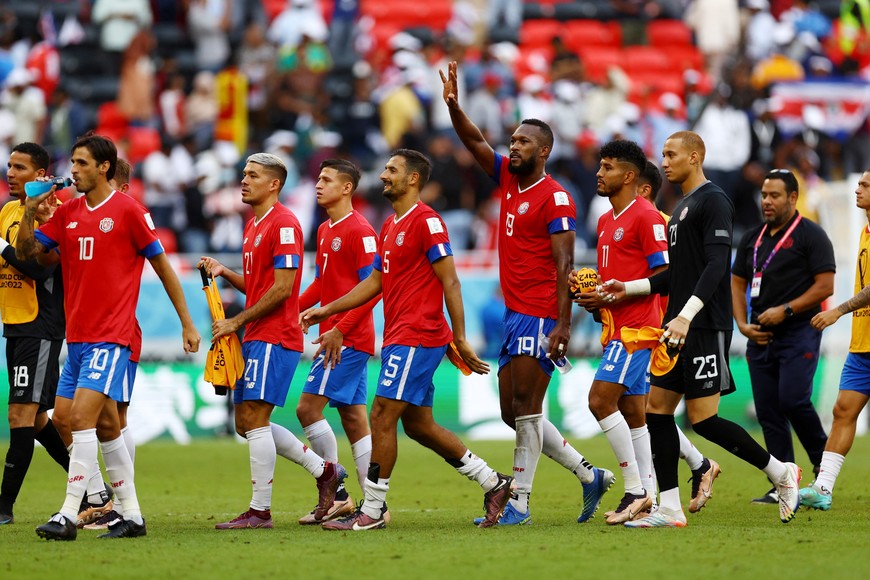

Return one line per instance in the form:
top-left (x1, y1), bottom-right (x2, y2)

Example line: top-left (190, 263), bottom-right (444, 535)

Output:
top-left (35, 191), bottom-right (161, 346)
top-left (312, 210), bottom-right (378, 354)
top-left (241, 203), bottom-right (304, 351)
top-left (493, 153), bottom-right (576, 318)
top-left (596, 197), bottom-right (669, 341)
top-left (373, 202), bottom-right (453, 348)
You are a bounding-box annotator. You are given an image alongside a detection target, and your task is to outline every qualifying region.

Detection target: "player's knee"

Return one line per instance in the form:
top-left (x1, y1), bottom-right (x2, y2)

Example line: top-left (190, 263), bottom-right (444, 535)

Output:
top-left (587, 391), bottom-right (616, 420)
top-left (690, 415), bottom-right (720, 440)
top-left (832, 400), bottom-right (860, 423)
top-left (296, 402), bottom-right (315, 425)
top-left (7, 405), bottom-right (36, 428)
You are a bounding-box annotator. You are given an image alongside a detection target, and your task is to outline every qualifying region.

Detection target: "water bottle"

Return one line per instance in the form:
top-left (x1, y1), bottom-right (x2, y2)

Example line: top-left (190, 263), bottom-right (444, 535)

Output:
top-left (24, 177), bottom-right (72, 197)
top-left (539, 336), bottom-right (573, 374)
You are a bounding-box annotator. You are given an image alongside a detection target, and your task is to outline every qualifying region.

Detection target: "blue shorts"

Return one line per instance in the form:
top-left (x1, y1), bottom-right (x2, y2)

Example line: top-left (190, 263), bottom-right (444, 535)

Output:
top-left (303, 346), bottom-right (369, 407)
top-left (57, 343), bottom-right (133, 403)
top-left (594, 340), bottom-right (651, 396)
top-left (376, 344), bottom-right (448, 407)
top-left (497, 308), bottom-right (557, 377)
top-left (839, 352), bottom-right (870, 395)
top-left (126, 361), bottom-right (139, 400)
top-left (233, 341), bottom-right (301, 407)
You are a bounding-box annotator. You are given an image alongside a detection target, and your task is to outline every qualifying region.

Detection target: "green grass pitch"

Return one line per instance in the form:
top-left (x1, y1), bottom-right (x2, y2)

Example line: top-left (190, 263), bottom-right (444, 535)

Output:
top-left (1, 434), bottom-right (867, 579)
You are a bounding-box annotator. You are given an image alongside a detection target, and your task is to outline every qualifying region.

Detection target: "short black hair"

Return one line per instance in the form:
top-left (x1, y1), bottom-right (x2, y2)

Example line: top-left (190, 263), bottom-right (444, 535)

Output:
top-left (638, 160), bottom-right (663, 200)
top-left (72, 132), bottom-right (117, 181)
top-left (391, 148), bottom-right (432, 188)
top-left (11, 142), bottom-right (50, 171)
top-left (520, 118), bottom-right (554, 149)
top-left (320, 158), bottom-right (360, 191)
top-left (765, 169), bottom-right (799, 195)
top-left (599, 139), bottom-right (647, 174)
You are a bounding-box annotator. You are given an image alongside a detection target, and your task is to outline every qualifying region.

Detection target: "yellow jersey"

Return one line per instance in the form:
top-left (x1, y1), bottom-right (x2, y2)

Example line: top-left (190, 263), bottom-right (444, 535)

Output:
top-left (0, 200), bottom-right (39, 324)
top-left (850, 224), bottom-right (870, 352)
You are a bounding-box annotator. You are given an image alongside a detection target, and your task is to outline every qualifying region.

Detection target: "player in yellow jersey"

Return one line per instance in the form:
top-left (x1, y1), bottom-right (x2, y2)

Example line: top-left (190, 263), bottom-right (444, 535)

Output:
top-left (799, 170), bottom-right (870, 511)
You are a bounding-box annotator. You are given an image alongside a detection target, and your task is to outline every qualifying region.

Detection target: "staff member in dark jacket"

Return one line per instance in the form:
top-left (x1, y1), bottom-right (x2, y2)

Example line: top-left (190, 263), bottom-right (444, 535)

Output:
top-left (732, 169), bottom-right (834, 505)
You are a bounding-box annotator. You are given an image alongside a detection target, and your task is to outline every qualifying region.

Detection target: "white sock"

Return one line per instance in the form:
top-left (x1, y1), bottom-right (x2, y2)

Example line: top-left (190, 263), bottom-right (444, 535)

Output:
top-left (85, 460), bottom-right (106, 504)
top-left (121, 425), bottom-right (136, 466)
top-left (351, 435), bottom-right (372, 492)
top-left (542, 418), bottom-right (594, 483)
top-left (246, 426), bottom-right (276, 511)
top-left (271, 422), bottom-right (324, 478)
top-left (361, 477), bottom-right (389, 519)
top-left (101, 435), bottom-right (143, 524)
top-left (659, 487), bottom-right (682, 513)
top-left (510, 414), bottom-right (543, 513)
top-left (60, 428), bottom-right (98, 520)
top-left (455, 449), bottom-right (498, 491)
top-left (303, 419), bottom-right (338, 463)
top-left (677, 426), bottom-right (704, 471)
top-left (762, 455), bottom-right (787, 482)
top-left (599, 411), bottom-right (643, 495)
top-left (630, 425), bottom-right (656, 501)
top-left (815, 451), bottom-right (844, 493)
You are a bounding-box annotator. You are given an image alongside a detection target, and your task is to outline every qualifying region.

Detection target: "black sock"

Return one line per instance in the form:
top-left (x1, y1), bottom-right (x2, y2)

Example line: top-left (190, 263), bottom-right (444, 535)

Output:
top-left (692, 415), bottom-right (770, 470)
top-left (335, 483), bottom-right (349, 501)
top-left (35, 420), bottom-right (70, 472)
top-left (647, 413), bottom-right (680, 491)
top-left (0, 427), bottom-right (36, 514)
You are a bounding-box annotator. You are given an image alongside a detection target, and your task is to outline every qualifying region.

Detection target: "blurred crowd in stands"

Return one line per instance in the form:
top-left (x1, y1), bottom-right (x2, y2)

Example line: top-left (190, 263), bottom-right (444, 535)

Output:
top-left (0, 0), bottom-right (868, 256)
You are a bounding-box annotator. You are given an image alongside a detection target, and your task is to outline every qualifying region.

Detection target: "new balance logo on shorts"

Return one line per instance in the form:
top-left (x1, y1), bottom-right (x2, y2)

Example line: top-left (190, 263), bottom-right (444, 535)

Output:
top-left (87, 372), bottom-right (102, 380)
top-left (382, 379), bottom-right (393, 387)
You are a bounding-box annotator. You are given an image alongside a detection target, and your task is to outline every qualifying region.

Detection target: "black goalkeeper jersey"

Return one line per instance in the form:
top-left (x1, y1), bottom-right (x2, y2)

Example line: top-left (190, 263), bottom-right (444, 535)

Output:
top-left (663, 181), bottom-right (734, 330)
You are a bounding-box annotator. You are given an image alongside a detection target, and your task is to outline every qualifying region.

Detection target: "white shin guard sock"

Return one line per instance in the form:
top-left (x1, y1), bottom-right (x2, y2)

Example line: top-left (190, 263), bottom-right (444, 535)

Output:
top-left (599, 411), bottom-right (643, 495)
top-left (121, 426), bottom-right (136, 466)
top-left (511, 414), bottom-right (543, 513)
top-left (85, 459), bottom-right (106, 503)
top-left (351, 435), bottom-right (372, 492)
top-left (271, 422), bottom-right (324, 478)
top-left (61, 428), bottom-right (98, 520)
top-left (361, 478), bottom-right (389, 519)
top-left (677, 425), bottom-right (704, 471)
top-left (542, 418), bottom-right (594, 483)
top-left (455, 449), bottom-right (498, 491)
top-left (816, 451), bottom-right (844, 493)
top-left (246, 426), bottom-right (276, 511)
top-left (303, 419), bottom-right (338, 464)
top-left (101, 435), bottom-right (143, 524)
top-left (630, 425), bottom-right (656, 501)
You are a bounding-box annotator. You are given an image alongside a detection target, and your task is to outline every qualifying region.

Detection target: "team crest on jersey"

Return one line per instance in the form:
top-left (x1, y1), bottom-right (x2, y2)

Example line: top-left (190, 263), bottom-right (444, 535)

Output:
top-left (331, 237), bottom-right (342, 252)
top-left (396, 232), bottom-right (406, 246)
top-left (679, 207), bottom-right (689, 221)
top-left (99, 218), bottom-right (114, 233)
top-left (518, 202), bottom-right (530, 215)
top-left (254, 234), bottom-right (263, 247)
top-left (613, 227), bottom-right (624, 242)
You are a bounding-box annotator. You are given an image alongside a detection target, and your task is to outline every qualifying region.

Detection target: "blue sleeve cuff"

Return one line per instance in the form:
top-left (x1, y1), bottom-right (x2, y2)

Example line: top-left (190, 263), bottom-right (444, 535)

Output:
top-left (357, 264), bottom-right (373, 281)
top-left (426, 242), bottom-right (453, 263)
top-left (139, 239), bottom-right (165, 258)
top-left (372, 255), bottom-right (383, 272)
top-left (647, 252), bottom-right (668, 269)
top-left (314, 264), bottom-right (321, 279)
top-left (273, 254), bottom-right (300, 269)
top-left (548, 217), bottom-right (576, 234)
top-left (34, 230), bottom-right (58, 251)
top-left (491, 153), bottom-right (503, 183)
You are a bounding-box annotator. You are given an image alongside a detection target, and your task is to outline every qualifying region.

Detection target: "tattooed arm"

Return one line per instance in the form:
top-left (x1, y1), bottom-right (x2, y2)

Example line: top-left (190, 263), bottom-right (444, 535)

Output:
top-left (811, 284), bottom-right (870, 331)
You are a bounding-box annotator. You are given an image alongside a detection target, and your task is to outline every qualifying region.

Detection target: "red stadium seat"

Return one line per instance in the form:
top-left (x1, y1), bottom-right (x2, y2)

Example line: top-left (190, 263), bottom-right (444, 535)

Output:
top-left (126, 127), bottom-right (161, 164)
top-left (520, 19), bottom-right (563, 48)
top-left (155, 228), bottom-right (178, 254)
top-left (646, 19), bottom-right (694, 46)
top-left (576, 45), bottom-right (624, 83)
top-left (622, 46), bottom-right (672, 74)
top-left (562, 20), bottom-right (621, 51)
top-left (666, 45), bottom-right (705, 72)
top-left (97, 102), bottom-right (128, 132)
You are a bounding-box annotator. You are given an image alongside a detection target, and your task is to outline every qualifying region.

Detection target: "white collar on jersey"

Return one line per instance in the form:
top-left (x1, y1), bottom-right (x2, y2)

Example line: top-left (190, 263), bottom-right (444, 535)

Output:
top-left (254, 205), bottom-right (275, 226)
top-left (329, 211), bottom-right (353, 228)
top-left (392, 202), bottom-right (419, 224)
top-left (611, 198), bottom-right (637, 220)
top-left (84, 190), bottom-right (116, 212)
top-left (517, 175), bottom-right (547, 194)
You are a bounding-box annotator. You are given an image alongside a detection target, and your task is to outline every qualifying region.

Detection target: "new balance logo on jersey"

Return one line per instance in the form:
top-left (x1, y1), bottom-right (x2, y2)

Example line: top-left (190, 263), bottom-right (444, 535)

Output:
top-left (87, 372), bottom-right (102, 380)
top-left (67, 222), bottom-right (78, 229)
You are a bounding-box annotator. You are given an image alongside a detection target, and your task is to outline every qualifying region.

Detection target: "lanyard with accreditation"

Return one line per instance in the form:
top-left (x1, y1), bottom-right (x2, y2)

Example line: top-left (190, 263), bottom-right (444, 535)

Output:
top-left (750, 214), bottom-right (802, 298)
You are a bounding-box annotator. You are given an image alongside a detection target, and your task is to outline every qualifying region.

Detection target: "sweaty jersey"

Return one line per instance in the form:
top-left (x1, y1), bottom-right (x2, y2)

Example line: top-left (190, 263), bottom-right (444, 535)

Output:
top-left (0, 200), bottom-right (65, 339)
top-left (492, 153), bottom-right (576, 319)
top-left (312, 210), bottom-right (378, 354)
top-left (35, 191), bottom-right (162, 345)
top-left (372, 202), bottom-right (453, 347)
top-left (241, 203), bottom-right (303, 351)
top-left (597, 197), bottom-right (668, 341)
top-left (663, 181), bottom-right (733, 330)
top-left (850, 224), bottom-right (870, 353)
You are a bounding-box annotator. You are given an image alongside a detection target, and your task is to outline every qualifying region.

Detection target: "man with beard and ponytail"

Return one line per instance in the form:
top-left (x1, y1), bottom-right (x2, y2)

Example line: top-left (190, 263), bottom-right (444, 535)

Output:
top-left (442, 61), bottom-right (613, 526)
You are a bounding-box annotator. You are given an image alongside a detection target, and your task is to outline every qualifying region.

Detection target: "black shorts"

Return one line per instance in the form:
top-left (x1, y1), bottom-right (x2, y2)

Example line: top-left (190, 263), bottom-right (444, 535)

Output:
top-left (651, 329), bottom-right (736, 400)
top-left (6, 337), bottom-right (63, 411)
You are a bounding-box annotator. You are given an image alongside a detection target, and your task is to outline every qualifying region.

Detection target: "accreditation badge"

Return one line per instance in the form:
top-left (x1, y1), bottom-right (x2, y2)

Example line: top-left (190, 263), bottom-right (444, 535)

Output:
top-left (750, 272), bottom-right (762, 298)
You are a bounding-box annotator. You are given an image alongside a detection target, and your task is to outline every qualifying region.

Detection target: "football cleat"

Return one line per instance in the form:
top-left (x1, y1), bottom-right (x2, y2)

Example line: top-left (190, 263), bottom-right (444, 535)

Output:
top-left (750, 487), bottom-right (778, 505)
top-left (77, 482), bottom-right (115, 528)
top-left (314, 462), bottom-right (347, 521)
top-left (215, 509), bottom-right (273, 529)
top-left (688, 458), bottom-right (721, 513)
top-left (624, 508), bottom-right (687, 528)
top-left (97, 517), bottom-right (146, 539)
top-left (774, 462), bottom-right (802, 523)
top-left (799, 483), bottom-right (832, 511)
top-left (298, 496), bottom-right (355, 525)
top-left (84, 509), bottom-right (122, 530)
top-left (473, 501), bottom-right (531, 526)
top-left (578, 468), bottom-right (615, 523)
top-left (478, 472), bottom-right (513, 528)
top-left (36, 513), bottom-right (77, 541)
top-left (0, 513), bottom-right (13, 525)
top-left (605, 491), bottom-right (653, 525)
top-left (322, 505), bottom-right (385, 531)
